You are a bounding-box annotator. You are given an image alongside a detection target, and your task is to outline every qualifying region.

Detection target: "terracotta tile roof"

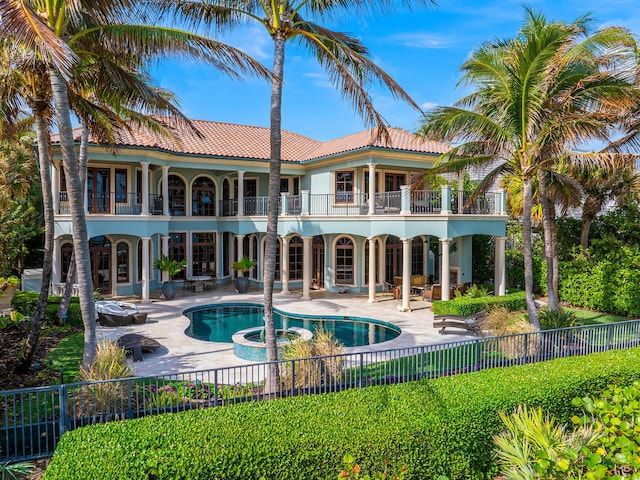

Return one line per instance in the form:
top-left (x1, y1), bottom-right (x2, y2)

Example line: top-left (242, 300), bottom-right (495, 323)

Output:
top-left (61, 119), bottom-right (449, 161)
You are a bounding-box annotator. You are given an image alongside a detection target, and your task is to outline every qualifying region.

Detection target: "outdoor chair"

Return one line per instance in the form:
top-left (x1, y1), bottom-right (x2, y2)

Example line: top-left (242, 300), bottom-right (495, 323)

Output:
top-left (432, 310), bottom-right (487, 336)
top-left (423, 284), bottom-right (442, 302)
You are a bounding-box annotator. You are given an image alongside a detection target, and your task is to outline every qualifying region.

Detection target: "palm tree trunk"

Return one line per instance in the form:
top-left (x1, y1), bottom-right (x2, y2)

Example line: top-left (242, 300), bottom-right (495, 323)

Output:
top-left (580, 195), bottom-right (600, 250)
top-left (537, 172), bottom-right (558, 310)
top-left (550, 205), bottom-right (559, 302)
top-left (263, 32), bottom-right (286, 393)
top-left (49, 67), bottom-right (97, 367)
top-left (14, 108), bottom-right (53, 373)
top-left (522, 178), bottom-right (540, 328)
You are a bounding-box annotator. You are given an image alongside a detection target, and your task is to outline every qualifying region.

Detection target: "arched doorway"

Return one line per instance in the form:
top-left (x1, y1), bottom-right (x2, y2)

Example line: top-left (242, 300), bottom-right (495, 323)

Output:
top-left (90, 236), bottom-right (111, 294)
top-left (385, 236), bottom-right (402, 283)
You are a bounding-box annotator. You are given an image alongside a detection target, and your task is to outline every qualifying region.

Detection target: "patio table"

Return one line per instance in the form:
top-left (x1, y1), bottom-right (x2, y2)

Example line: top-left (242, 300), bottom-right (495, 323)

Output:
top-left (190, 275), bottom-right (212, 292)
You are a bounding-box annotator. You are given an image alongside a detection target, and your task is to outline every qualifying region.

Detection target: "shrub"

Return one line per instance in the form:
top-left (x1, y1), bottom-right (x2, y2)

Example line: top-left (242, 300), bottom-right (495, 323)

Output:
top-left (538, 307), bottom-right (577, 330)
top-left (43, 348), bottom-right (640, 480)
top-left (432, 291), bottom-right (527, 316)
top-left (71, 341), bottom-right (134, 420)
top-left (11, 291), bottom-right (83, 326)
top-left (281, 329), bottom-right (344, 390)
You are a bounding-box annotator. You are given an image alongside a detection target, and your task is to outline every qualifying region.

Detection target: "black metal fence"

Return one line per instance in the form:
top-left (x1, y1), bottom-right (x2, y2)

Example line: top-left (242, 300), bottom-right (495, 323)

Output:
top-left (2, 319), bottom-right (639, 462)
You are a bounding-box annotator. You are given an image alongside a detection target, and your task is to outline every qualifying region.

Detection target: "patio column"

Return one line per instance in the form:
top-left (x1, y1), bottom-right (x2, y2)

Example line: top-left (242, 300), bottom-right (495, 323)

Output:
top-left (281, 235), bottom-right (290, 295)
top-left (237, 171), bottom-right (245, 216)
top-left (52, 238), bottom-right (61, 287)
top-left (441, 184), bottom-right (452, 214)
top-left (302, 236), bottom-right (312, 300)
top-left (216, 232), bottom-right (223, 279)
top-left (368, 237), bottom-right (376, 303)
top-left (162, 166), bottom-right (170, 216)
top-left (140, 162), bottom-right (150, 216)
top-left (249, 235), bottom-right (256, 278)
top-left (379, 237), bottom-right (386, 285)
top-left (400, 185), bottom-right (411, 215)
top-left (52, 163), bottom-right (60, 214)
top-left (236, 235), bottom-right (245, 262)
top-left (368, 163), bottom-right (376, 215)
top-left (440, 238), bottom-right (452, 301)
top-left (161, 236), bottom-right (170, 283)
top-left (400, 238), bottom-right (412, 312)
top-left (457, 171), bottom-right (464, 214)
top-left (494, 236), bottom-right (506, 296)
top-left (141, 236), bottom-right (151, 304)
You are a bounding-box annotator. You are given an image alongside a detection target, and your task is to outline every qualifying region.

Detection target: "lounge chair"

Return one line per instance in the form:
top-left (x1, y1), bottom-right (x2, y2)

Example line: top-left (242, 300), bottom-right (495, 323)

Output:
top-left (433, 310), bottom-right (486, 336)
top-left (96, 301), bottom-right (139, 327)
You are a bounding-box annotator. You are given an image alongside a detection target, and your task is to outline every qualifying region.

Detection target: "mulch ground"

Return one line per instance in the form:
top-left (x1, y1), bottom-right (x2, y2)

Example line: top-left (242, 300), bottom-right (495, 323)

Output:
top-left (0, 322), bottom-right (81, 391)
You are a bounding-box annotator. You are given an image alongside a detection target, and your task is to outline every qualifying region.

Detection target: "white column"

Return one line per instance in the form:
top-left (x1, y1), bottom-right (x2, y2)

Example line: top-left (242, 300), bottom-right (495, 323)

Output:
top-left (161, 236), bottom-right (170, 283)
top-left (52, 163), bottom-right (60, 213)
top-left (281, 236), bottom-right (290, 294)
top-left (495, 236), bottom-right (506, 296)
top-left (215, 232), bottom-right (222, 279)
top-left (52, 238), bottom-right (61, 286)
top-left (400, 238), bottom-right (412, 312)
top-left (140, 162), bottom-right (150, 216)
top-left (236, 235), bottom-right (245, 262)
top-left (368, 163), bottom-right (376, 215)
top-left (162, 166), bottom-right (170, 216)
top-left (141, 236), bottom-right (151, 303)
top-left (440, 238), bottom-right (451, 301)
top-left (257, 234), bottom-right (264, 282)
top-left (368, 237), bottom-right (376, 303)
top-left (237, 171), bottom-right (245, 216)
top-left (457, 171), bottom-right (464, 214)
top-left (302, 236), bottom-right (312, 300)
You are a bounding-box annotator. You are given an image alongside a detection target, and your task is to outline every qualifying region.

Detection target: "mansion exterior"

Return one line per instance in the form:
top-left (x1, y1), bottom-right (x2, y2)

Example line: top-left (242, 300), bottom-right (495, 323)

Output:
top-left (50, 120), bottom-right (508, 311)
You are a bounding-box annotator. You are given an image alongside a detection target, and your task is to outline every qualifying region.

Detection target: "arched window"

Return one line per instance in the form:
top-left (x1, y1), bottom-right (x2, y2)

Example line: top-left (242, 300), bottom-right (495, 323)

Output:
top-left (289, 236), bottom-right (303, 280)
top-left (192, 177), bottom-right (215, 216)
top-left (263, 238), bottom-right (281, 281)
top-left (168, 175), bottom-right (186, 216)
top-left (335, 237), bottom-right (354, 284)
top-left (116, 242), bottom-right (129, 283)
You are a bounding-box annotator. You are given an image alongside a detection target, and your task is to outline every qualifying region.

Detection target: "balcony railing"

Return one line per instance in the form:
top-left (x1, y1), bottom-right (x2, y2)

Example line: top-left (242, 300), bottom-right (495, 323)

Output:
top-left (58, 189), bottom-right (504, 217)
top-left (58, 192), bottom-right (163, 215)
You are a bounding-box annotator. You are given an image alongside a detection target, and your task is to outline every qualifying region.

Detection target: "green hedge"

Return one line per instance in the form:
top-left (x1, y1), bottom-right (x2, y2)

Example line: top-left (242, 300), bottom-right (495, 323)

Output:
top-left (43, 348), bottom-right (640, 480)
top-left (11, 291), bottom-right (83, 326)
top-left (432, 291), bottom-right (527, 316)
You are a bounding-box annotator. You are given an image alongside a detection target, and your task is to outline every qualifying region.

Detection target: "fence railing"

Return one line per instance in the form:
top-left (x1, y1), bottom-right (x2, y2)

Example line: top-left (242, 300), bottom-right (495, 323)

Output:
top-left (309, 193), bottom-right (368, 215)
top-left (451, 191), bottom-right (498, 214)
top-left (410, 190), bottom-right (441, 214)
top-left (58, 192), bottom-right (163, 215)
top-left (4, 319), bottom-right (639, 462)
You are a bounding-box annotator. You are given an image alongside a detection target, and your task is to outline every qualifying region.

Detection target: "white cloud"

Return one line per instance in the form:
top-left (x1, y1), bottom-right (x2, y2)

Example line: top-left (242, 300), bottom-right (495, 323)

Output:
top-left (421, 102), bottom-right (439, 110)
top-left (389, 32), bottom-right (452, 49)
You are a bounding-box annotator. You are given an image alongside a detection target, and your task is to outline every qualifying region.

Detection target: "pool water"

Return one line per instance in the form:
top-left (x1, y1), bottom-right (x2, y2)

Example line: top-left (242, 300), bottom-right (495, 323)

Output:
top-left (184, 303), bottom-right (401, 347)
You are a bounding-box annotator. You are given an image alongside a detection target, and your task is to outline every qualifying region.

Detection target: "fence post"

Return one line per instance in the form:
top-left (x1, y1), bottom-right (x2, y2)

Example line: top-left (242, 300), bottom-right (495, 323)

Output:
top-left (474, 339), bottom-right (481, 372)
top-left (290, 360), bottom-right (296, 398)
top-left (358, 353), bottom-right (364, 389)
top-left (58, 385), bottom-right (69, 437)
top-left (419, 346), bottom-right (425, 380)
top-left (607, 323), bottom-right (613, 351)
top-left (523, 334), bottom-right (529, 365)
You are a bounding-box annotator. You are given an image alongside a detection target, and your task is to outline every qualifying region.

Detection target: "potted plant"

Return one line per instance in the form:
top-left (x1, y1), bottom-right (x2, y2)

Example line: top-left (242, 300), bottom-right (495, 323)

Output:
top-left (233, 256), bottom-right (255, 294)
top-left (153, 255), bottom-right (186, 300)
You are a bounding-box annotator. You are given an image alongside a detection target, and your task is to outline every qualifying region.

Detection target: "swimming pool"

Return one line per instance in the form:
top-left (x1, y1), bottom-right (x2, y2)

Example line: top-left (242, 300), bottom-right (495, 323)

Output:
top-left (183, 303), bottom-right (401, 347)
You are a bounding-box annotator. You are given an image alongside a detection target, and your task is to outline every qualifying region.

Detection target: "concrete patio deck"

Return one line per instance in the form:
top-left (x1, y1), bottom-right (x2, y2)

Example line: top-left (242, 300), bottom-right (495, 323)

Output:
top-left (96, 283), bottom-right (477, 377)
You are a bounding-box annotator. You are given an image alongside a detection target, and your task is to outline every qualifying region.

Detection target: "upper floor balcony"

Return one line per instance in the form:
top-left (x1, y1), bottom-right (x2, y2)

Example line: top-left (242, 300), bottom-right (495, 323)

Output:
top-left (56, 185), bottom-right (506, 218)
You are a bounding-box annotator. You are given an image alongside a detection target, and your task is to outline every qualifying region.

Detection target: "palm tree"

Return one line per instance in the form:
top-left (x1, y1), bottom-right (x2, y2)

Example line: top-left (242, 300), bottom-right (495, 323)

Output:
top-left (417, 8), bottom-right (639, 327)
top-left (1, 0), bottom-right (269, 367)
top-left (156, 1), bottom-right (432, 386)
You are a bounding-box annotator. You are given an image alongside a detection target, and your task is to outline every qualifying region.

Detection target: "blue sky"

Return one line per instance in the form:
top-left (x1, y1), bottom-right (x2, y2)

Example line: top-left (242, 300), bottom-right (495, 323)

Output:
top-left (151, 0), bottom-right (640, 142)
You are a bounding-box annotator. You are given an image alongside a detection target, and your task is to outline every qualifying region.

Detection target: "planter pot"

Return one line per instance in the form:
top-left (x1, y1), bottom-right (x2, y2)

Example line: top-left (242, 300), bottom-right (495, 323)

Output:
top-left (161, 281), bottom-right (177, 300)
top-left (235, 277), bottom-right (250, 294)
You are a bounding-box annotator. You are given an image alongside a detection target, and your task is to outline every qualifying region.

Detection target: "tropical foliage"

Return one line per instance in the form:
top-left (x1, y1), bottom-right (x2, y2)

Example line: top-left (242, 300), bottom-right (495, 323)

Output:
top-left (417, 8), bottom-right (640, 326)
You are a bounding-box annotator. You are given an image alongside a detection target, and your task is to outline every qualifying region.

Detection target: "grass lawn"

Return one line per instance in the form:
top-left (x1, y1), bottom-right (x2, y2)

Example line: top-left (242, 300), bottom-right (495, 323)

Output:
top-left (45, 332), bottom-right (84, 384)
top-left (566, 308), bottom-right (631, 325)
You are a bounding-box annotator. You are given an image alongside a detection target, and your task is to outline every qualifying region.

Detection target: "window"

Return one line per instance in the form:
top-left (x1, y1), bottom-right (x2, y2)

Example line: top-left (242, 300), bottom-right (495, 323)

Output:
top-left (192, 177), bottom-right (216, 216)
top-left (335, 237), bottom-right (354, 284)
top-left (385, 173), bottom-right (406, 192)
top-left (289, 236), bottom-right (303, 280)
top-left (412, 237), bottom-right (423, 275)
top-left (280, 178), bottom-right (289, 193)
top-left (115, 169), bottom-right (127, 203)
top-left (169, 232), bottom-right (186, 280)
top-left (293, 177), bottom-right (300, 195)
top-left (117, 242), bottom-right (129, 283)
top-left (263, 239), bottom-right (281, 281)
top-left (192, 232), bottom-right (216, 276)
top-left (168, 175), bottom-right (186, 216)
top-left (335, 171), bottom-right (354, 203)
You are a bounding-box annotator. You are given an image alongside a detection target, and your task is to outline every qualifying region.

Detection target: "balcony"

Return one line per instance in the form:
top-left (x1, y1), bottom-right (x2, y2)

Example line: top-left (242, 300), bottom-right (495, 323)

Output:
top-left (57, 188), bottom-right (505, 217)
top-left (58, 192), bottom-right (164, 215)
